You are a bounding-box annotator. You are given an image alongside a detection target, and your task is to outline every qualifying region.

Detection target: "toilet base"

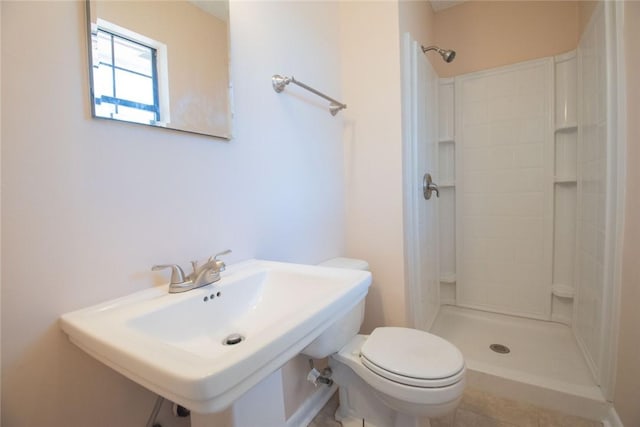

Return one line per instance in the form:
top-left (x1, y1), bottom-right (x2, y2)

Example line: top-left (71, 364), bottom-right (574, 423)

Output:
top-left (332, 357), bottom-right (432, 427)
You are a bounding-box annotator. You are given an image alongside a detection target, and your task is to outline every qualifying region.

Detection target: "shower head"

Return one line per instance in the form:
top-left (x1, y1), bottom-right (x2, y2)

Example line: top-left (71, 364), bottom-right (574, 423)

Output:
top-left (421, 45), bottom-right (456, 63)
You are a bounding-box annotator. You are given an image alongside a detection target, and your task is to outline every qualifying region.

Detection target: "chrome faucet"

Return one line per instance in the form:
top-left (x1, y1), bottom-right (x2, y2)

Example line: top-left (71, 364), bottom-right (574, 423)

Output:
top-left (152, 250), bottom-right (231, 293)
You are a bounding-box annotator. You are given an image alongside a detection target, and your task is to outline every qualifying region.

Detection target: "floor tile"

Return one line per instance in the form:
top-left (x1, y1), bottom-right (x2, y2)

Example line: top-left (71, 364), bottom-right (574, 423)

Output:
top-left (453, 408), bottom-right (516, 427)
top-left (431, 412), bottom-right (455, 427)
top-left (537, 409), bottom-right (602, 427)
top-left (458, 388), bottom-right (538, 427)
top-left (309, 393), bottom-right (342, 427)
top-left (308, 387), bottom-right (603, 427)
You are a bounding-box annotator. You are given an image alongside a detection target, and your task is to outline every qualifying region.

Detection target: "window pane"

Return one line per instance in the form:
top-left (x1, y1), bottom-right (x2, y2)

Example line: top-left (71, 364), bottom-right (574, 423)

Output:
top-left (113, 37), bottom-right (153, 77)
top-left (94, 100), bottom-right (116, 118)
top-left (92, 26), bottom-right (160, 124)
top-left (93, 63), bottom-right (114, 98)
top-left (95, 31), bottom-right (113, 67)
top-left (114, 69), bottom-right (154, 105)
top-left (114, 105), bottom-right (156, 125)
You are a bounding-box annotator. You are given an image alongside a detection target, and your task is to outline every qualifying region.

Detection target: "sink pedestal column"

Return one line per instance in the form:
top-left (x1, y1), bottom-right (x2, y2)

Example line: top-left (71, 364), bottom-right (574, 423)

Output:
top-left (191, 369), bottom-right (287, 427)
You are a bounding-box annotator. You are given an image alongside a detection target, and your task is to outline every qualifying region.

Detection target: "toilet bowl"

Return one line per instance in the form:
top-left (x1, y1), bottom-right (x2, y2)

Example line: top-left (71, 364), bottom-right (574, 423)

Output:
top-left (303, 258), bottom-right (466, 427)
top-left (329, 329), bottom-right (465, 427)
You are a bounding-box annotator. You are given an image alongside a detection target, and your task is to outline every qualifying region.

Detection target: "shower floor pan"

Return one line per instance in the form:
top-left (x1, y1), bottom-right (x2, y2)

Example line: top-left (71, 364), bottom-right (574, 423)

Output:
top-left (431, 305), bottom-right (609, 420)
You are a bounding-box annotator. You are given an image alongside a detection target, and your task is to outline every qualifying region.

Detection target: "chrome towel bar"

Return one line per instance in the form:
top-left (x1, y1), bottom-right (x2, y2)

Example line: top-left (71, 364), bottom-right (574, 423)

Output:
top-left (272, 74), bottom-right (347, 116)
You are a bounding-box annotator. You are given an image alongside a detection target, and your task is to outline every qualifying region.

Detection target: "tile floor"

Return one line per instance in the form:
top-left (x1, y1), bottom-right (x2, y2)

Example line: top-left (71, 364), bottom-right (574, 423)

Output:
top-left (309, 387), bottom-right (602, 427)
top-left (308, 392), bottom-right (341, 427)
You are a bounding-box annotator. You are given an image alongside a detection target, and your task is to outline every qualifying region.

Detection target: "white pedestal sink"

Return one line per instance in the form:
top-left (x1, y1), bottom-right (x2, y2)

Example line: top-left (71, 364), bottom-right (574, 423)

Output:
top-left (60, 259), bottom-right (371, 422)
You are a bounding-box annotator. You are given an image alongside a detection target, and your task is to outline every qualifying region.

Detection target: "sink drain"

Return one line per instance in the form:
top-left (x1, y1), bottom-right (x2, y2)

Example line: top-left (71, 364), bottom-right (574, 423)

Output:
top-left (489, 343), bottom-right (510, 354)
top-left (223, 333), bottom-right (244, 346)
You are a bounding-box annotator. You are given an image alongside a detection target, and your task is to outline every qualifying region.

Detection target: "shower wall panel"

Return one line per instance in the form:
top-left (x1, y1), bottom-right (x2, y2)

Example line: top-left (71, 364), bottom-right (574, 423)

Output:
top-left (574, 2), bottom-right (607, 384)
top-left (402, 34), bottom-right (441, 330)
top-left (454, 59), bottom-right (554, 319)
top-left (438, 79), bottom-right (456, 305)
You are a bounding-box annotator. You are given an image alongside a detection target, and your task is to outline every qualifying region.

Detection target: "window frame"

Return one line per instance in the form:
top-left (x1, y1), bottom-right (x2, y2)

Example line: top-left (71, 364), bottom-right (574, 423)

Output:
top-left (90, 19), bottom-right (171, 126)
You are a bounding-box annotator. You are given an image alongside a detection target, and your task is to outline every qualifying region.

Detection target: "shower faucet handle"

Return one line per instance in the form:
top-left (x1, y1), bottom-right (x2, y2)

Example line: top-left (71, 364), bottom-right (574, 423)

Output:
top-left (423, 173), bottom-right (440, 200)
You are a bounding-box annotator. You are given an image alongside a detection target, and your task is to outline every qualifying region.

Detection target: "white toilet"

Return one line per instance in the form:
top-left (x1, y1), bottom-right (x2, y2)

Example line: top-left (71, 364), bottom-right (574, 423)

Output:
top-left (303, 258), bottom-right (466, 427)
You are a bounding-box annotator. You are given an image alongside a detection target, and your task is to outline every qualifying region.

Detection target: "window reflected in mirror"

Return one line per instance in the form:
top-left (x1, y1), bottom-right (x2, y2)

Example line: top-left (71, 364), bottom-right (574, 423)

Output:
top-left (86, 1), bottom-right (232, 139)
top-left (93, 24), bottom-right (162, 125)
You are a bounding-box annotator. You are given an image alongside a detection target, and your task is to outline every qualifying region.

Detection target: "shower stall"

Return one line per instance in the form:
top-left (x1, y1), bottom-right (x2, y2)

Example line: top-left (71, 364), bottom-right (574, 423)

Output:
top-left (402, 2), bottom-right (625, 420)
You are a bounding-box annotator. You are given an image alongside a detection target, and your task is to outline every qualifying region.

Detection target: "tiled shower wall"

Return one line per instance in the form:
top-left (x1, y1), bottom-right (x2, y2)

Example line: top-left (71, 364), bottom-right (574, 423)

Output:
top-left (434, 0), bottom-right (619, 399)
top-left (574, 2), bottom-right (608, 383)
top-left (453, 59), bottom-right (554, 319)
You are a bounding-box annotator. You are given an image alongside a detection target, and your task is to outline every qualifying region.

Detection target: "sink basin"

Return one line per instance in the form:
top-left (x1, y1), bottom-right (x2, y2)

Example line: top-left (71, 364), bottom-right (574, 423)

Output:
top-left (60, 259), bottom-right (371, 413)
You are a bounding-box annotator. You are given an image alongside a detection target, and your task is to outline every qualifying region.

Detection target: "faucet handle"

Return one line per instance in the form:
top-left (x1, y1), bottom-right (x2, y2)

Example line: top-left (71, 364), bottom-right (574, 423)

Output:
top-left (209, 249), bottom-right (232, 272)
top-left (151, 264), bottom-right (186, 285)
top-left (213, 249), bottom-right (232, 260)
top-left (190, 260), bottom-right (199, 276)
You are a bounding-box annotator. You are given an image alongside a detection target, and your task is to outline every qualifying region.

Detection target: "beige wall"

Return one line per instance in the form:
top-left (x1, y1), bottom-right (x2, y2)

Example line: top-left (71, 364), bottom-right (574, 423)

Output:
top-left (614, 2), bottom-right (640, 425)
top-left (94, 1), bottom-right (230, 136)
top-left (399, 0), bottom-right (437, 69)
top-left (339, 0), bottom-right (435, 334)
top-left (341, 1), bottom-right (406, 332)
top-left (400, 0), bottom-right (435, 47)
top-left (433, 1), bottom-right (579, 77)
top-left (578, 1), bottom-right (598, 37)
top-left (340, 1), bottom-right (406, 332)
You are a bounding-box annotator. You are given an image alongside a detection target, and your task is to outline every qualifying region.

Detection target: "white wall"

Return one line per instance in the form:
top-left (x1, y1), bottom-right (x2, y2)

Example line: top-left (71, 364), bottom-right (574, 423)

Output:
top-left (1, 1), bottom-right (344, 426)
top-left (231, 2), bottom-right (347, 416)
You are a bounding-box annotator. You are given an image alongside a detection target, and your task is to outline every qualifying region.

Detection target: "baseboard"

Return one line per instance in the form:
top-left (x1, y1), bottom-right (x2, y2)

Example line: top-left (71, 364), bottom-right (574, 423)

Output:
top-left (285, 384), bottom-right (337, 427)
top-left (602, 406), bottom-right (624, 427)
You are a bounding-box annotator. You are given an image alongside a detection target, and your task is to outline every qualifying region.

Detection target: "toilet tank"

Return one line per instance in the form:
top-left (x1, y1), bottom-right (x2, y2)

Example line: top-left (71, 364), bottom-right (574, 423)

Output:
top-left (301, 258), bottom-right (369, 359)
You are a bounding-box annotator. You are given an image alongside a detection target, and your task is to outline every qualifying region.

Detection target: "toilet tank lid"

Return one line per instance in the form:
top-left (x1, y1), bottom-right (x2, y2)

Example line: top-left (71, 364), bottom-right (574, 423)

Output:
top-left (318, 257), bottom-right (370, 271)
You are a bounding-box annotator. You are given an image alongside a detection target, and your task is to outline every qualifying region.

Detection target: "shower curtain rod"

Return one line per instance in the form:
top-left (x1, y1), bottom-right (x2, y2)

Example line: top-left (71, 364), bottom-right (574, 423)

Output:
top-left (272, 74), bottom-right (347, 116)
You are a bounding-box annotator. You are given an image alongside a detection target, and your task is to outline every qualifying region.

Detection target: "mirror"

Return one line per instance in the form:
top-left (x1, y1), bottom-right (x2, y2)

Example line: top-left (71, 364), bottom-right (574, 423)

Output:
top-left (86, 0), bottom-right (232, 139)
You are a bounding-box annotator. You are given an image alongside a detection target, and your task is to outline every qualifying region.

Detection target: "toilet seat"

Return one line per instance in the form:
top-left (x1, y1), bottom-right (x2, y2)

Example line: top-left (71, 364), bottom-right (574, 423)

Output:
top-left (359, 327), bottom-right (465, 388)
top-left (332, 333), bottom-right (466, 409)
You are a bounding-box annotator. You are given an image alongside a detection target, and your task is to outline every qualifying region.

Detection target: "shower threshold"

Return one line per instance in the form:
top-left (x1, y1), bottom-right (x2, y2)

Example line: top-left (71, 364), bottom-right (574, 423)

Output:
top-left (430, 305), bottom-right (609, 421)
